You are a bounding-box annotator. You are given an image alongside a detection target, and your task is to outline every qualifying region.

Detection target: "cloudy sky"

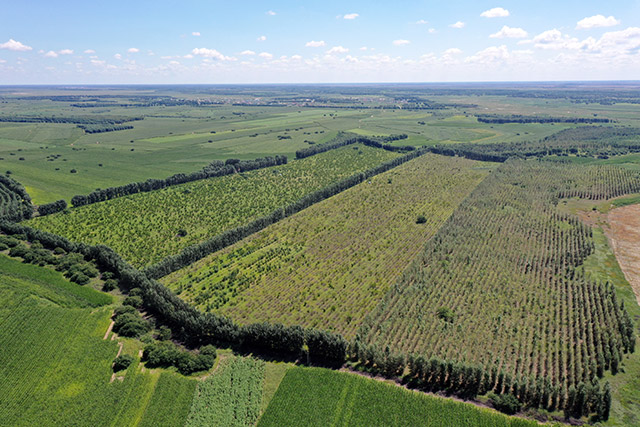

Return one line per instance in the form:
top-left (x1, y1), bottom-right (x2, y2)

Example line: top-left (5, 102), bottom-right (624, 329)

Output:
top-left (1, 0), bottom-right (639, 84)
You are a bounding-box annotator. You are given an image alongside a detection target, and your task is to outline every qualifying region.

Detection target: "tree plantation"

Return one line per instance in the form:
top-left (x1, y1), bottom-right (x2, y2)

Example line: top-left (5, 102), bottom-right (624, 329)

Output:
top-left (2, 83), bottom-right (640, 426)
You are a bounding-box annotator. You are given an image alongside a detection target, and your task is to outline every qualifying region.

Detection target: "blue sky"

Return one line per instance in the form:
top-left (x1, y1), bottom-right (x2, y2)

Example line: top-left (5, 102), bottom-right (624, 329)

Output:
top-left (1, 1), bottom-right (639, 83)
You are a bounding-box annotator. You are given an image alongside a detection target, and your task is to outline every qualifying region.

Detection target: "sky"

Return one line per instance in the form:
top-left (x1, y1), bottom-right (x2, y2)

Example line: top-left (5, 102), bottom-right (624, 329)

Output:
top-left (1, 0), bottom-right (639, 84)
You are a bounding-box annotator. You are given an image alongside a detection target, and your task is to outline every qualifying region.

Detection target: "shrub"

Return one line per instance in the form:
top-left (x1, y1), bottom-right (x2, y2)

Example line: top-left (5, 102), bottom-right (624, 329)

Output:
top-left (102, 279), bottom-right (118, 292)
top-left (113, 354), bottom-right (134, 372)
top-left (489, 392), bottom-right (522, 415)
top-left (416, 215), bottom-right (427, 224)
top-left (113, 310), bottom-right (150, 338)
top-left (123, 295), bottom-right (143, 308)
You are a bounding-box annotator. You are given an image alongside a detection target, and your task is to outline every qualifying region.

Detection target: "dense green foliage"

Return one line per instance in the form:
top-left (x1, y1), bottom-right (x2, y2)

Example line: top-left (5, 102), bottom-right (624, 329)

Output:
top-left (164, 154), bottom-right (490, 337)
top-left (476, 114), bottom-right (611, 124)
top-left (358, 160), bottom-right (637, 415)
top-left (137, 373), bottom-right (197, 427)
top-left (0, 175), bottom-right (33, 221)
top-left (294, 132), bottom-right (411, 159)
top-left (185, 356), bottom-right (265, 427)
top-left (143, 341), bottom-right (216, 375)
top-left (29, 145), bottom-right (399, 267)
top-left (258, 367), bottom-right (539, 426)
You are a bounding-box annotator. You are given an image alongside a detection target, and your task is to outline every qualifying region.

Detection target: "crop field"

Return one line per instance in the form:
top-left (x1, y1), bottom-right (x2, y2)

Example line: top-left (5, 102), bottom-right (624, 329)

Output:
top-left (163, 154), bottom-right (493, 336)
top-left (359, 160), bottom-right (640, 405)
top-left (28, 144), bottom-right (399, 267)
top-left (0, 254), bottom-right (194, 427)
top-left (258, 367), bottom-right (539, 426)
top-left (186, 356), bottom-right (265, 426)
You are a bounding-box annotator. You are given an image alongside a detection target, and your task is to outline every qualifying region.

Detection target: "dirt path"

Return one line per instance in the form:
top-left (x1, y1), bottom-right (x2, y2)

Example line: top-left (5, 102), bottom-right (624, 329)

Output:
top-left (607, 204), bottom-right (640, 306)
top-left (103, 321), bottom-right (115, 340)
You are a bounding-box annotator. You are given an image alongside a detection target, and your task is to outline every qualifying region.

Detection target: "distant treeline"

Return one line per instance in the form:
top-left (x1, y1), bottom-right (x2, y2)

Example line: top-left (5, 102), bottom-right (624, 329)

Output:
top-left (78, 124), bottom-right (135, 133)
top-left (0, 115), bottom-right (143, 125)
top-left (69, 156), bottom-right (288, 208)
top-left (476, 114), bottom-right (611, 124)
top-left (0, 175), bottom-right (33, 222)
top-left (143, 148), bottom-right (428, 279)
top-left (429, 126), bottom-right (640, 162)
top-left (295, 132), bottom-right (411, 159)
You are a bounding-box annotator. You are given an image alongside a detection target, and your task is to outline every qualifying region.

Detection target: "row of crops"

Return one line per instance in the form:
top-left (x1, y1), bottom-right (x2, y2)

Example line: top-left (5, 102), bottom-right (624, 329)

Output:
top-left (358, 160), bottom-right (637, 408)
top-left (259, 367), bottom-right (539, 426)
top-left (185, 356), bottom-right (265, 426)
top-left (28, 144), bottom-right (399, 267)
top-left (163, 154), bottom-right (493, 337)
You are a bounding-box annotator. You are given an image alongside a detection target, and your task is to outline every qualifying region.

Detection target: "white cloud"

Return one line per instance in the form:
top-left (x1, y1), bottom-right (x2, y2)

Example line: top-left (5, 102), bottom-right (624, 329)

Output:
top-left (240, 50), bottom-right (256, 55)
top-left (183, 54), bottom-right (193, 59)
top-left (0, 59), bottom-right (6, 63)
top-left (577, 15), bottom-right (620, 30)
top-left (481, 7), bottom-right (510, 18)
top-left (90, 59), bottom-right (105, 66)
top-left (305, 40), bottom-right (326, 47)
top-left (44, 50), bottom-right (58, 58)
top-left (257, 35), bottom-right (267, 41)
top-left (530, 29), bottom-right (585, 50)
top-left (114, 53), bottom-right (122, 60)
top-left (450, 21), bottom-right (465, 29)
top-left (0, 39), bottom-right (32, 51)
top-left (343, 13), bottom-right (359, 20)
top-left (429, 28), bottom-right (437, 34)
top-left (393, 39), bottom-right (410, 46)
top-left (416, 19), bottom-right (428, 25)
top-left (360, 46), bottom-right (368, 51)
top-left (444, 48), bottom-right (462, 55)
top-left (465, 45), bottom-right (510, 63)
top-left (192, 32), bottom-right (201, 36)
top-left (490, 26), bottom-right (528, 39)
top-left (169, 60), bottom-right (180, 65)
top-left (291, 54), bottom-right (302, 60)
top-left (84, 49), bottom-right (95, 54)
top-left (192, 48), bottom-right (234, 60)
top-left (128, 48), bottom-right (139, 53)
top-left (259, 52), bottom-right (273, 59)
top-left (266, 10), bottom-right (276, 16)
top-left (327, 46), bottom-right (349, 54)
top-left (59, 49), bottom-right (73, 55)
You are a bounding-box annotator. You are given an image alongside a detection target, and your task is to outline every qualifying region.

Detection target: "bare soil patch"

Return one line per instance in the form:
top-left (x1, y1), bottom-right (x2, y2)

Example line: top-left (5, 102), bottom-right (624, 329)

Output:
top-left (607, 204), bottom-right (640, 305)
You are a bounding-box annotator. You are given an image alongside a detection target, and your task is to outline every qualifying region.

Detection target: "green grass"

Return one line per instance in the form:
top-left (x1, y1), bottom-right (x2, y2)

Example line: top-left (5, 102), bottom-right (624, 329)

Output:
top-left (0, 254), bottom-right (194, 427)
top-left (138, 373), bottom-right (197, 427)
top-left (258, 367), bottom-right (540, 427)
top-left (261, 362), bottom-right (291, 414)
top-left (28, 144), bottom-right (399, 267)
top-left (186, 356), bottom-right (265, 427)
top-left (163, 154), bottom-right (492, 336)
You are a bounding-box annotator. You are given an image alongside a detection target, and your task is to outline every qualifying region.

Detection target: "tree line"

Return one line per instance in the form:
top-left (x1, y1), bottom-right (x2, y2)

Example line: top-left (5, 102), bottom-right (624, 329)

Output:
top-left (429, 126), bottom-right (640, 162)
top-left (78, 124), bottom-right (135, 134)
top-left (143, 148), bottom-right (428, 280)
top-left (68, 156), bottom-right (288, 209)
top-left (295, 132), bottom-right (411, 159)
top-left (0, 175), bottom-right (34, 222)
top-left (0, 115), bottom-right (143, 125)
top-left (476, 114), bottom-right (611, 124)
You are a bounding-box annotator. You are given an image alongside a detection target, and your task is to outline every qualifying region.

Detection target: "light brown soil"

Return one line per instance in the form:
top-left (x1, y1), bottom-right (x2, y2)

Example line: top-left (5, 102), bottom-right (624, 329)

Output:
top-left (607, 204), bottom-right (640, 306)
top-left (103, 321), bottom-right (114, 340)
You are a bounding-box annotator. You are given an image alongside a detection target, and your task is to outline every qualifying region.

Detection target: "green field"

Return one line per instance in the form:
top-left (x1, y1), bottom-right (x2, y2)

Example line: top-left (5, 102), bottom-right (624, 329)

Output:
top-left (0, 254), bottom-right (196, 426)
top-left (258, 367), bottom-right (540, 426)
top-left (163, 154), bottom-right (493, 336)
top-left (27, 144), bottom-right (399, 267)
top-left (186, 355), bottom-right (265, 426)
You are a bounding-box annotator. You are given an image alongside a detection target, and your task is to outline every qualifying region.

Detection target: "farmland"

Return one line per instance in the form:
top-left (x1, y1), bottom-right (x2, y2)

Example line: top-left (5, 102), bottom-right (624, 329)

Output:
top-left (0, 253), bottom-right (196, 426)
top-left (359, 160), bottom-right (639, 406)
top-left (185, 356), bottom-right (265, 426)
top-left (27, 144), bottom-right (399, 267)
top-left (163, 153), bottom-right (493, 336)
top-left (258, 366), bottom-right (539, 426)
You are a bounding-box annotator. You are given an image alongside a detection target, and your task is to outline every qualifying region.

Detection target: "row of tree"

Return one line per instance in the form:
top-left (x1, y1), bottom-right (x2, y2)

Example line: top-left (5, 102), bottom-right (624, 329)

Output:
top-left (37, 199), bottom-right (67, 216)
top-left (476, 114), bottom-right (611, 124)
top-left (295, 132), bottom-right (411, 159)
top-left (0, 175), bottom-right (34, 222)
top-left (428, 126), bottom-right (640, 162)
top-left (143, 148), bottom-right (428, 279)
top-left (0, 115), bottom-right (143, 125)
top-left (68, 155), bottom-right (288, 209)
top-left (78, 124), bottom-right (135, 133)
